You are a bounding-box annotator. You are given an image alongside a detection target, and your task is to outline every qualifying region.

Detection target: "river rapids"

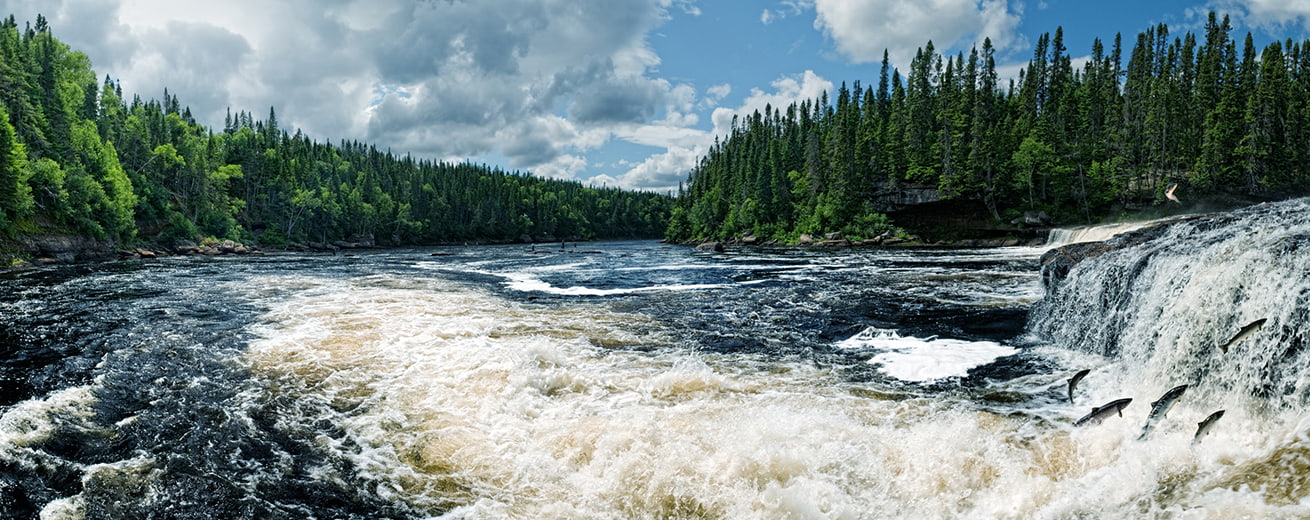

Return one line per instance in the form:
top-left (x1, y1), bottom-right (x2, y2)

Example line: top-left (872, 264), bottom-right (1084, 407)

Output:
top-left (3, 198), bottom-right (1310, 519)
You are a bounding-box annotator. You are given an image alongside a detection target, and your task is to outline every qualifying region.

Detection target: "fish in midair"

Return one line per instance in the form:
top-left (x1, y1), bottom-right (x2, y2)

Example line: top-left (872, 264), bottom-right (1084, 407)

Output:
top-left (1218, 318), bottom-right (1268, 353)
top-left (1165, 183), bottom-right (1181, 204)
top-left (1074, 398), bottom-right (1132, 427)
top-left (1137, 384), bottom-right (1188, 441)
top-left (1193, 410), bottom-right (1226, 445)
top-left (1067, 369), bottom-right (1091, 404)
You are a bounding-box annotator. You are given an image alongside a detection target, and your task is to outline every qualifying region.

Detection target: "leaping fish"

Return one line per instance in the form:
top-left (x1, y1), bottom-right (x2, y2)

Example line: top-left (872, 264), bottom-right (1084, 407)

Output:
top-left (1074, 398), bottom-right (1132, 427)
top-left (1218, 318), bottom-right (1267, 353)
top-left (1067, 369), bottom-right (1091, 404)
top-left (1165, 183), bottom-right (1181, 203)
top-left (1192, 410), bottom-right (1226, 445)
top-left (1137, 384), bottom-right (1188, 441)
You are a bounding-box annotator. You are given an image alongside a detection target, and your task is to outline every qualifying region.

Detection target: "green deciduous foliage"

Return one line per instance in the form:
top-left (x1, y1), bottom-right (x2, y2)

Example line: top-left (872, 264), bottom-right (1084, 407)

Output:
top-left (0, 103), bottom-right (33, 232)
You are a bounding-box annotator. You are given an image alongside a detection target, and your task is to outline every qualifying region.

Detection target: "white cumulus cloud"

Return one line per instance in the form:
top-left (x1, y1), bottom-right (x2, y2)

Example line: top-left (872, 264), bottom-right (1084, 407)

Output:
top-left (1200, 0), bottom-right (1310, 34)
top-left (811, 0), bottom-right (1024, 66)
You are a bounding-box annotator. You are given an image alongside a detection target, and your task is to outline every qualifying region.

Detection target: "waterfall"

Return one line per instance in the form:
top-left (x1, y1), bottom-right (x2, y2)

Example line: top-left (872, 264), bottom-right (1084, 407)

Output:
top-left (1028, 198), bottom-right (1310, 411)
top-left (1044, 218), bottom-right (1178, 247)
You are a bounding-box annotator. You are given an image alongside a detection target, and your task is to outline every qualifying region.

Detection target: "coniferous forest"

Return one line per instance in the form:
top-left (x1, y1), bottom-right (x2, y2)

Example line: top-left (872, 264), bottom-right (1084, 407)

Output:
top-left (0, 15), bottom-right (670, 263)
top-left (667, 13), bottom-right (1310, 243)
top-left (9, 13), bottom-right (1310, 258)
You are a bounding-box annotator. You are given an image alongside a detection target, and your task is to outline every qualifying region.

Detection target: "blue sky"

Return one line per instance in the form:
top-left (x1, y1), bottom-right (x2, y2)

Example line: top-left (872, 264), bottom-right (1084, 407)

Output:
top-left (4, 0), bottom-right (1309, 192)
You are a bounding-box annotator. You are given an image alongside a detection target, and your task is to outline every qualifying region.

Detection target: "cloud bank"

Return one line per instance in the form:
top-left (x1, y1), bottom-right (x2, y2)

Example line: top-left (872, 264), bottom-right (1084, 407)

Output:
top-left (5, 0), bottom-right (720, 191)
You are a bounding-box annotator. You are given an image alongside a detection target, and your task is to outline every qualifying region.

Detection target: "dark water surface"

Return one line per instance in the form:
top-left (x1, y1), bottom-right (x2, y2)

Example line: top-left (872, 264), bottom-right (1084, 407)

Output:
top-left (2, 221), bottom-right (1307, 518)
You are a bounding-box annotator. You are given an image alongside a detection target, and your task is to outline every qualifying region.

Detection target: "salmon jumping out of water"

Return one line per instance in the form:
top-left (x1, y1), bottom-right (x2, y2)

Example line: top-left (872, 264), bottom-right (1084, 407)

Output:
top-left (1218, 318), bottom-right (1267, 353)
top-left (1074, 398), bottom-right (1132, 427)
top-left (1067, 368), bottom-right (1090, 404)
top-left (1192, 410), bottom-right (1226, 445)
top-left (1137, 384), bottom-right (1188, 441)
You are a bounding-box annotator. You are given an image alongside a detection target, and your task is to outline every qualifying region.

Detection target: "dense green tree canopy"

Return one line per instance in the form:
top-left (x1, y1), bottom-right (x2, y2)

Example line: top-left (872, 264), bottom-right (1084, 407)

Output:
top-left (669, 13), bottom-right (1310, 243)
top-left (0, 15), bottom-right (670, 251)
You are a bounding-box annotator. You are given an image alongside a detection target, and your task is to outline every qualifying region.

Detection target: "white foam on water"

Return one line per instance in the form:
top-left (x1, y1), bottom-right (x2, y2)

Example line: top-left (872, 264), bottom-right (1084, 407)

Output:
top-left (500, 270), bottom-right (730, 295)
top-left (232, 266), bottom-right (1310, 519)
top-left (1043, 216), bottom-right (1193, 248)
top-left (418, 261), bottom-right (733, 296)
top-left (0, 386), bottom-right (102, 520)
top-left (837, 328), bottom-right (1019, 382)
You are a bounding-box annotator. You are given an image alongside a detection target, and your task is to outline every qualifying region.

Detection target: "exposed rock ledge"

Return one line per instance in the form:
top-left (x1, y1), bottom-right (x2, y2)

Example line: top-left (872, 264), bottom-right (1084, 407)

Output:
top-left (14, 234), bottom-right (116, 264)
top-left (5, 235), bottom-right (265, 268)
top-left (1039, 215), bottom-right (1208, 292)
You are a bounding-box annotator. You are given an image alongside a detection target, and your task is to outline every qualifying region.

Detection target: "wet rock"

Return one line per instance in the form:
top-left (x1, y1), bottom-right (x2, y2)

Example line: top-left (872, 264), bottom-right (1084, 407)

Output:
top-left (1039, 218), bottom-right (1191, 291)
top-left (1040, 241), bottom-right (1115, 290)
top-left (695, 242), bottom-right (724, 252)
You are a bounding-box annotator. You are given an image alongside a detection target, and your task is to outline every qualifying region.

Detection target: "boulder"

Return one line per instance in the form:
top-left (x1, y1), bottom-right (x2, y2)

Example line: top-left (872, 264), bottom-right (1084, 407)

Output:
top-left (694, 242), bottom-right (724, 252)
top-left (1023, 210), bottom-right (1052, 226)
top-left (1039, 241), bottom-right (1115, 290)
top-left (347, 233), bottom-right (376, 247)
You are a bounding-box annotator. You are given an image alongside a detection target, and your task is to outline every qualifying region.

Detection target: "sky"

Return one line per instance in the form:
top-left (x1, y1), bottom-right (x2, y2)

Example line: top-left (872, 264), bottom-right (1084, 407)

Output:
top-left (3, 0), bottom-right (1310, 193)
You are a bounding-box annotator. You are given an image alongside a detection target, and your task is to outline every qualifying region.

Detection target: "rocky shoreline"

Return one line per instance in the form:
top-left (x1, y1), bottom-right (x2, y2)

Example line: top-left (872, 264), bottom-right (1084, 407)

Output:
top-left (4, 236), bottom-right (270, 268)
top-left (688, 230), bottom-right (1049, 252)
top-left (1, 232), bottom-right (393, 269)
top-left (4, 229), bottom-right (1058, 270)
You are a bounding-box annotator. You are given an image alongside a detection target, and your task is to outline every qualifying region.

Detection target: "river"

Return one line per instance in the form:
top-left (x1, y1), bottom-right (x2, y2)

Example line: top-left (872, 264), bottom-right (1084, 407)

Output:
top-left (3, 198), bottom-right (1309, 519)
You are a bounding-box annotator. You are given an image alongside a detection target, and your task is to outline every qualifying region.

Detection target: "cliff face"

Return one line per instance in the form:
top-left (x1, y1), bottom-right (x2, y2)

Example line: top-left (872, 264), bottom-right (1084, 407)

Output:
top-left (9, 235), bottom-right (117, 264)
top-left (875, 186), bottom-right (1043, 242)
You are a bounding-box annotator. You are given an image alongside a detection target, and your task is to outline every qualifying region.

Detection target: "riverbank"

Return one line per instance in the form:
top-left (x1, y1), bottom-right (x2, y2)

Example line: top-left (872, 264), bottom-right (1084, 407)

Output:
top-left (1, 235), bottom-right (268, 269)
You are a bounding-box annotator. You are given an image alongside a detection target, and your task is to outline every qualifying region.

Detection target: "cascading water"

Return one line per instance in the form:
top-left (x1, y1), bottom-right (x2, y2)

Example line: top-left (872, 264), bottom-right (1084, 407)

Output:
top-left (1026, 197), bottom-right (1310, 510)
top-left (1043, 220), bottom-right (1161, 247)
top-left (1029, 198), bottom-right (1310, 410)
top-left (4, 202), bottom-right (1310, 519)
